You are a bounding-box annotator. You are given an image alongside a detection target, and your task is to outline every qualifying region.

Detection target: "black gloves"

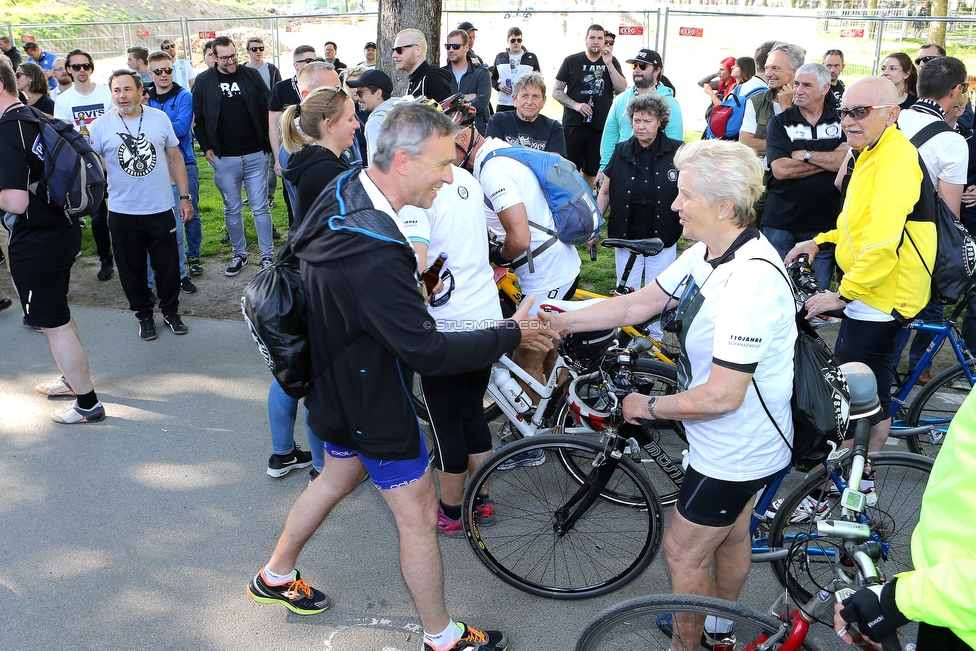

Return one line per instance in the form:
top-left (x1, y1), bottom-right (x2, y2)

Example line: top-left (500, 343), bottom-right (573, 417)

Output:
top-left (839, 580), bottom-right (910, 643)
top-left (489, 243), bottom-right (513, 268)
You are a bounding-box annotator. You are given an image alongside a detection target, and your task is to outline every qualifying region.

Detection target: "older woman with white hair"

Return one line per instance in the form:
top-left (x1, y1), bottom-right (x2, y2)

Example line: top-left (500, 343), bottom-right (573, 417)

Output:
top-left (545, 138), bottom-right (796, 650)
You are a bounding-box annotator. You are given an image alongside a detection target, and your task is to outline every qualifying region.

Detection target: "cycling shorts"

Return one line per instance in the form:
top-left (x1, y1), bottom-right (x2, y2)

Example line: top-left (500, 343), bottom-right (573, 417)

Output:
top-left (324, 439), bottom-right (431, 491)
top-left (834, 316), bottom-right (901, 425)
top-left (676, 465), bottom-right (781, 528)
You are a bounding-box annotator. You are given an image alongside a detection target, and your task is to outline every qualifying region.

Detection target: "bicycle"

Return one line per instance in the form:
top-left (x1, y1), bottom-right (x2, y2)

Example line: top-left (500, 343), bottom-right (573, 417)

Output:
top-left (576, 421), bottom-right (908, 651)
top-left (789, 255), bottom-right (976, 459)
top-left (462, 360), bottom-right (932, 601)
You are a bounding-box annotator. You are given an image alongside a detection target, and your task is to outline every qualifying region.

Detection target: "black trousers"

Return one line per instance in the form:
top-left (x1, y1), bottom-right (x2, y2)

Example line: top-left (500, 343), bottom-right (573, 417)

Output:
top-left (109, 209), bottom-right (180, 320)
top-left (91, 196), bottom-right (113, 262)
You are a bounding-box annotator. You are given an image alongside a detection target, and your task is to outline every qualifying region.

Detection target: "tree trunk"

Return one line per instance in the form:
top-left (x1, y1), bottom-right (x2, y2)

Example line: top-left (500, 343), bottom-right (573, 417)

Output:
top-left (930, 0), bottom-right (948, 47)
top-left (377, 0), bottom-right (443, 96)
top-left (867, 0), bottom-right (880, 38)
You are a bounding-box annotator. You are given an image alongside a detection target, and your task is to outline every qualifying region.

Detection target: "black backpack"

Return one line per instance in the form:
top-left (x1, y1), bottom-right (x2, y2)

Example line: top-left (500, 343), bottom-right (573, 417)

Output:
top-left (904, 120), bottom-right (976, 305)
top-left (0, 105), bottom-right (106, 218)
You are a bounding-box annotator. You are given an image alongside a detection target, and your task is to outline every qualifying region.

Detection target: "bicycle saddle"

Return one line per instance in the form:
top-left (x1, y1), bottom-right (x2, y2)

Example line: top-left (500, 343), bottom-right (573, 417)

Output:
top-left (539, 298), bottom-right (605, 313)
top-left (600, 238), bottom-right (665, 256)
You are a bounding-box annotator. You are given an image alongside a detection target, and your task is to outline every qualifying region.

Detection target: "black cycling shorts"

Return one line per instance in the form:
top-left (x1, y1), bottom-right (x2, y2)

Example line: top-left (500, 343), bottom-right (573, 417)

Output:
top-left (11, 237), bottom-right (81, 329)
top-left (563, 126), bottom-right (602, 177)
top-left (677, 465), bottom-right (780, 528)
top-left (420, 366), bottom-right (493, 474)
top-left (834, 316), bottom-right (902, 425)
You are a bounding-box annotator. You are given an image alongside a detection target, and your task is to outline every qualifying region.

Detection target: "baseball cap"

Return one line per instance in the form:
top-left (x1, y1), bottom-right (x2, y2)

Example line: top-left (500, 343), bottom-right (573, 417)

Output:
top-left (626, 49), bottom-right (663, 67)
top-left (457, 21), bottom-right (477, 32)
top-left (364, 41), bottom-right (376, 49)
top-left (345, 68), bottom-right (393, 94)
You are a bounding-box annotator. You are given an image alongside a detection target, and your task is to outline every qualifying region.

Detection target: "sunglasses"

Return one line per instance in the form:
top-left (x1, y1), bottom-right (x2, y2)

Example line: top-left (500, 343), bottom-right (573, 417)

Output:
top-left (605, 39), bottom-right (615, 46)
top-left (69, 63), bottom-right (93, 71)
top-left (837, 104), bottom-right (896, 120)
top-left (660, 275), bottom-right (699, 336)
top-left (632, 62), bottom-right (652, 70)
top-left (915, 55), bottom-right (938, 65)
top-left (509, 38), bottom-right (522, 43)
top-left (392, 44), bottom-right (418, 54)
top-left (162, 44), bottom-right (175, 50)
top-left (295, 57), bottom-right (317, 64)
top-left (151, 67), bottom-right (174, 75)
top-left (249, 46), bottom-right (265, 52)
top-left (444, 43), bottom-right (463, 50)
top-left (15, 71), bottom-right (28, 78)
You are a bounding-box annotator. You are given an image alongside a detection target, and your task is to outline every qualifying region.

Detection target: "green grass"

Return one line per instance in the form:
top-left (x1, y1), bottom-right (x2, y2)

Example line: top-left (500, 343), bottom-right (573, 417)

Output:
top-left (80, 151), bottom-right (292, 262)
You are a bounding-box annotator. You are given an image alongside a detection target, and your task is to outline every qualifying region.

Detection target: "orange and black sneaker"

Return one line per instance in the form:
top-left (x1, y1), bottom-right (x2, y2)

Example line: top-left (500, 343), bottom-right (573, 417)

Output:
top-left (246, 568), bottom-right (331, 615)
top-left (423, 622), bottom-right (508, 651)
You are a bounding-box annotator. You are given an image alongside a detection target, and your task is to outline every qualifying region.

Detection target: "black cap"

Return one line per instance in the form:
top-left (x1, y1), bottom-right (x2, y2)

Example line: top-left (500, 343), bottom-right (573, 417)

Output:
top-left (345, 68), bottom-right (393, 94)
top-left (364, 41), bottom-right (376, 49)
top-left (626, 48), bottom-right (663, 68)
top-left (457, 21), bottom-right (477, 31)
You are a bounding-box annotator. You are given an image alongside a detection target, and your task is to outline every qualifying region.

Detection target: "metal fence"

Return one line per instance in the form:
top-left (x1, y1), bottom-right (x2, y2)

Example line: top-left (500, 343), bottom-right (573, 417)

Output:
top-left (6, 8), bottom-right (976, 134)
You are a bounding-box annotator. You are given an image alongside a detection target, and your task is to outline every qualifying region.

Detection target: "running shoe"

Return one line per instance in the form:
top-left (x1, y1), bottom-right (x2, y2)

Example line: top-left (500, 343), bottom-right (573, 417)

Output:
top-left (51, 401), bottom-right (105, 424)
top-left (35, 375), bottom-right (76, 397)
top-left (474, 497), bottom-right (496, 525)
top-left (97, 259), bottom-right (114, 281)
top-left (437, 507), bottom-right (465, 538)
top-left (187, 257), bottom-right (204, 276)
top-left (267, 445), bottom-right (313, 477)
top-left (139, 317), bottom-right (157, 341)
top-left (423, 622), bottom-right (508, 651)
top-left (163, 314), bottom-right (189, 335)
top-left (180, 277), bottom-right (198, 294)
top-left (497, 448), bottom-right (545, 471)
top-left (261, 257), bottom-right (273, 271)
top-left (247, 569), bottom-right (331, 615)
top-left (655, 614), bottom-right (734, 651)
top-left (764, 495), bottom-right (830, 523)
top-left (225, 255), bottom-right (248, 277)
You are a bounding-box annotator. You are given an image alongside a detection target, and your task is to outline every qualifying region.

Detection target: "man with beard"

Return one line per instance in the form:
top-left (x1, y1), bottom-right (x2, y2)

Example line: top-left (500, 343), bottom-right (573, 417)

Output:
top-left (443, 29), bottom-right (491, 133)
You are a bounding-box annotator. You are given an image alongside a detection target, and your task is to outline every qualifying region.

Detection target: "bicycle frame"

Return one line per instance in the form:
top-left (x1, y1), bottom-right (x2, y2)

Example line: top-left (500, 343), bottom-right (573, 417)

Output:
top-left (487, 353), bottom-right (573, 439)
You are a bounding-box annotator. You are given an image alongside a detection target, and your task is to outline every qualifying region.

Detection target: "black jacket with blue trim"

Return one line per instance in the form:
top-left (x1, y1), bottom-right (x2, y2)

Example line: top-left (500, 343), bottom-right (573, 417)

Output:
top-left (290, 168), bottom-right (521, 459)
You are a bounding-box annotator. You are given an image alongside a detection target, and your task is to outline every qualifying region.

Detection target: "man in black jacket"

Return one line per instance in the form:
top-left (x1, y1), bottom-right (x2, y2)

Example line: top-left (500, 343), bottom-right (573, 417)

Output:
top-left (394, 28), bottom-right (453, 101)
top-left (247, 102), bottom-right (553, 651)
top-left (490, 27), bottom-right (541, 112)
top-left (443, 29), bottom-right (491, 133)
top-left (192, 35), bottom-right (273, 276)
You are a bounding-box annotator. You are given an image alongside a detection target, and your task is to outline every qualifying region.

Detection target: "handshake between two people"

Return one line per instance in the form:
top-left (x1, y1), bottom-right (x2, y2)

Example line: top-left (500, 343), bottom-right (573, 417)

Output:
top-left (505, 295), bottom-right (564, 354)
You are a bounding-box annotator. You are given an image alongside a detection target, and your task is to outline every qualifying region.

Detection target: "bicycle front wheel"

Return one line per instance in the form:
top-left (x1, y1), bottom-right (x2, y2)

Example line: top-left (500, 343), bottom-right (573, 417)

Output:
top-left (768, 452), bottom-right (933, 604)
top-left (462, 434), bottom-right (663, 599)
top-left (576, 593), bottom-right (821, 651)
top-left (905, 360), bottom-right (975, 458)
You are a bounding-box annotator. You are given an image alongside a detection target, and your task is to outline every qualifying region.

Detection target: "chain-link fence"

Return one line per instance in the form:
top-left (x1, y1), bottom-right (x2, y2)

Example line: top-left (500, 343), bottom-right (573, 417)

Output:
top-left (6, 8), bottom-right (976, 135)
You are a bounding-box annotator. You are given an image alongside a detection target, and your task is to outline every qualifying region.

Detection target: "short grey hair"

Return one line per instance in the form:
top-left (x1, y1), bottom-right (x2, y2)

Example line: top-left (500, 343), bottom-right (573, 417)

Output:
top-left (513, 72), bottom-right (546, 97)
top-left (771, 42), bottom-right (806, 70)
top-left (297, 60), bottom-right (336, 92)
top-left (673, 140), bottom-right (765, 227)
top-left (625, 93), bottom-right (671, 131)
top-left (372, 102), bottom-right (459, 172)
top-left (795, 62), bottom-right (831, 89)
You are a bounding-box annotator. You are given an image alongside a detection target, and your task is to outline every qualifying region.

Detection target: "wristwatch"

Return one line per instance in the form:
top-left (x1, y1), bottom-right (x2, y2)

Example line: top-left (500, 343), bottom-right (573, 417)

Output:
top-left (803, 150), bottom-right (813, 162)
top-left (646, 396), bottom-right (659, 420)
top-left (179, 195), bottom-right (191, 200)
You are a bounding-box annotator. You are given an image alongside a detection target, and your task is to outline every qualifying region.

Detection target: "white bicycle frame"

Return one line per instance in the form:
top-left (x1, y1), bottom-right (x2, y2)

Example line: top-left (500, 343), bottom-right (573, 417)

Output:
top-left (487, 352), bottom-right (577, 439)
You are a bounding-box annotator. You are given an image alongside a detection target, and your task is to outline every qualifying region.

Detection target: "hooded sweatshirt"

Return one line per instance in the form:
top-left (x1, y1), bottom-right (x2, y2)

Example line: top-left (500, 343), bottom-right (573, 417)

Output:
top-left (281, 144), bottom-right (349, 226)
top-left (289, 168), bottom-right (521, 459)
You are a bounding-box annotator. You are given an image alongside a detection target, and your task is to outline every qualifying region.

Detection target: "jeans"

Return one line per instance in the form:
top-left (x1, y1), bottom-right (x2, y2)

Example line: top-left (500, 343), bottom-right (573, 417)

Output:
top-left (268, 379), bottom-right (324, 470)
top-left (891, 301), bottom-right (943, 373)
top-left (171, 163), bottom-right (203, 260)
top-left (278, 145), bottom-right (297, 226)
top-left (213, 151), bottom-right (274, 260)
top-left (763, 226), bottom-right (836, 292)
top-left (265, 153), bottom-right (276, 206)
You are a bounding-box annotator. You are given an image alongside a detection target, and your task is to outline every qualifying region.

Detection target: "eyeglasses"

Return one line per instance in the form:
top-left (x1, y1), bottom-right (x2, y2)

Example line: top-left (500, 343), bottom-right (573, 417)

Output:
top-left (632, 62), bottom-right (652, 70)
top-left (162, 44), bottom-right (175, 50)
top-left (15, 71), bottom-right (27, 78)
top-left (216, 54), bottom-right (238, 62)
top-left (837, 104), bottom-right (896, 120)
top-left (295, 57), bottom-right (317, 64)
top-left (53, 67), bottom-right (65, 73)
top-left (915, 55), bottom-right (939, 65)
top-left (444, 43), bottom-right (463, 50)
top-left (69, 63), bottom-right (93, 71)
top-left (151, 67), bottom-right (173, 75)
top-left (249, 46), bottom-right (265, 52)
top-left (392, 44), bottom-right (418, 55)
top-left (605, 39), bottom-right (615, 46)
top-left (509, 38), bottom-right (522, 44)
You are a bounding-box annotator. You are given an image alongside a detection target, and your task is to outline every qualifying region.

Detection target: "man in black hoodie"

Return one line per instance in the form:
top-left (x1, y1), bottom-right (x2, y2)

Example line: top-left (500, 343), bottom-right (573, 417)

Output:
top-left (247, 102), bottom-right (553, 651)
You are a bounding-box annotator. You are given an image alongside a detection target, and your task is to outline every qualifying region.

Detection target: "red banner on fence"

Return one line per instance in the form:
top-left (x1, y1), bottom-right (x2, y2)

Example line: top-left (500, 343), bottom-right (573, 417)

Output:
top-left (618, 25), bottom-right (644, 36)
top-left (20, 35), bottom-right (36, 43)
top-left (840, 28), bottom-right (865, 37)
top-left (136, 29), bottom-right (150, 37)
top-left (199, 31), bottom-right (216, 39)
top-left (678, 27), bottom-right (704, 37)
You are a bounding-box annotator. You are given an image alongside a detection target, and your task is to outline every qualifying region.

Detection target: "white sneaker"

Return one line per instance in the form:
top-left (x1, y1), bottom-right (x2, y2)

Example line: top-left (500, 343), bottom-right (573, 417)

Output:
top-left (765, 495), bottom-right (830, 524)
top-left (35, 375), bottom-right (76, 397)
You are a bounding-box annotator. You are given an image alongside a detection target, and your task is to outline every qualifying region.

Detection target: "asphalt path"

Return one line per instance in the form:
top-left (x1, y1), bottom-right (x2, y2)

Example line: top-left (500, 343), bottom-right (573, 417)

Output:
top-left (1, 305), bottom-right (872, 651)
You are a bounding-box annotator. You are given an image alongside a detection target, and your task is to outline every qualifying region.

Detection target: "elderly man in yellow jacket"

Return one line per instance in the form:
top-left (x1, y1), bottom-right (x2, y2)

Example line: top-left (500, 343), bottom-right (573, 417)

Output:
top-left (787, 76), bottom-right (936, 456)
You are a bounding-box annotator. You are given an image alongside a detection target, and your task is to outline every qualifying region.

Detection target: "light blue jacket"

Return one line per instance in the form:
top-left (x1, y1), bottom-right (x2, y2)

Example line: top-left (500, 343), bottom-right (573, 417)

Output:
top-left (599, 84), bottom-right (682, 173)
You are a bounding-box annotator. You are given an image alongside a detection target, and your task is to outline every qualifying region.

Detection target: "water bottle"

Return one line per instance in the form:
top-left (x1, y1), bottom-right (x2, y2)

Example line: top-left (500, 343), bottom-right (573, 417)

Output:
top-left (493, 367), bottom-right (531, 413)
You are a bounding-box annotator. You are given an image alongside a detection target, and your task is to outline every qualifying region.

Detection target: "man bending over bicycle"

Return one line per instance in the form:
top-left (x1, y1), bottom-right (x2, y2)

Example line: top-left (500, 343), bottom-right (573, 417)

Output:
top-left (834, 387), bottom-right (976, 651)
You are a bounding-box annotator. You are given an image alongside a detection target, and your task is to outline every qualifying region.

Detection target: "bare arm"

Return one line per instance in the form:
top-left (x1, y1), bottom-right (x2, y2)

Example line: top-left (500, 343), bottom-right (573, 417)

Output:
top-left (835, 148), bottom-right (854, 191)
top-left (597, 178), bottom-right (610, 215)
top-left (166, 146), bottom-right (193, 222)
top-left (623, 363), bottom-right (752, 422)
top-left (497, 203), bottom-right (533, 261)
top-left (546, 280), bottom-right (671, 338)
top-left (738, 130), bottom-right (767, 156)
top-left (770, 159), bottom-right (822, 180)
top-left (551, 80), bottom-right (578, 111)
top-left (0, 188), bottom-right (29, 215)
top-left (269, 110), bottom-right (283, 176)
top-left (939, 180), bottom-right (964, 218)
top-left (603, 51), bottom-right (627, 94)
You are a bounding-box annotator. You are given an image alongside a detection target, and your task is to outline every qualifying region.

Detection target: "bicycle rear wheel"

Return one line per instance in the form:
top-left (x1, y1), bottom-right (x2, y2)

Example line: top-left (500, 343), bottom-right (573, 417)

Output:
top-left (767, 452), bottom-right (933, 605)
top-left (553, 359), bottom-right (686, 506)
top-left (462, 434), bottom-right (663, 599)
top-left (905, 360), bottom-right (975, 458)
top-left (576, 593), bottom-right (821, 651)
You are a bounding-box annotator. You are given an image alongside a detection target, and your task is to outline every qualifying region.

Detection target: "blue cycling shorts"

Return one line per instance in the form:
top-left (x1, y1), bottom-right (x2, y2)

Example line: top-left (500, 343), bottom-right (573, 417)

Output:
top-left (324, 438), bottom-right (431, 491)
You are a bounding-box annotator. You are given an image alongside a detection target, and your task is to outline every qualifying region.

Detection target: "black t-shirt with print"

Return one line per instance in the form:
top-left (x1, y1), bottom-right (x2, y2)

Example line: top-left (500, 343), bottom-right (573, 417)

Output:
top-left (216, 70), bottom-right (262, 156)
top-left (484, 111), bottom-right (567, 157)
top-left (0, 105), bottom-right (80, 258)
top-left (555, 51), bottom-right (623, 130)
